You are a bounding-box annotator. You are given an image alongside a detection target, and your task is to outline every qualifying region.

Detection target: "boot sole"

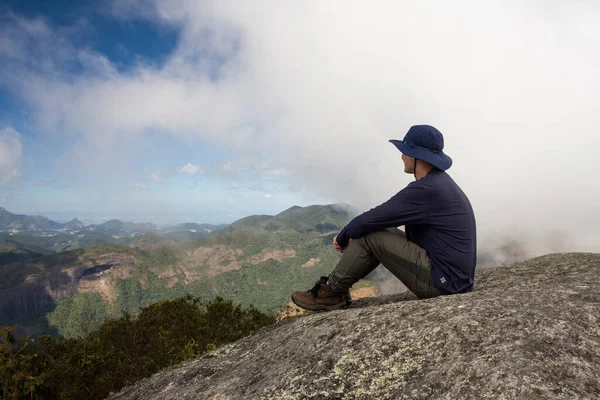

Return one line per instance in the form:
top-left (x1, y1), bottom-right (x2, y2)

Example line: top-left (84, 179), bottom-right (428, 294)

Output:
top-left (290, 295), bottom-right (346, 311)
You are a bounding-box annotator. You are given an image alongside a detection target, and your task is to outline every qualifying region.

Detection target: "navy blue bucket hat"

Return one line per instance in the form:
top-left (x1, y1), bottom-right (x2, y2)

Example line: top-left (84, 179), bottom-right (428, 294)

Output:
top-left (389, 125), bottom-right (452, 170)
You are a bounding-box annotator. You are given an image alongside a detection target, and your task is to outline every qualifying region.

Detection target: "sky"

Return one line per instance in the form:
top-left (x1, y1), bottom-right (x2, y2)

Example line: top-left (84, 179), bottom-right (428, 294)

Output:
top-left (1, 1), bottom-right (600, 255)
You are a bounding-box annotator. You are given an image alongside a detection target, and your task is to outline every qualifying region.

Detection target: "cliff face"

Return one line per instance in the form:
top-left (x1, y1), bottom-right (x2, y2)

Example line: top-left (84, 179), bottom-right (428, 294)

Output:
top-left (110, 253), bottom-right (600, 400)
top-left (0, 252), bottom-right (138, 324)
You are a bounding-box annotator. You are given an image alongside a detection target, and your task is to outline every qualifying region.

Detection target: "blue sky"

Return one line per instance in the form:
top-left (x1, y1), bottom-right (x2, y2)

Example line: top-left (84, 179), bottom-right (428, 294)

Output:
top-left (0, 0), bottom-right (329, 224)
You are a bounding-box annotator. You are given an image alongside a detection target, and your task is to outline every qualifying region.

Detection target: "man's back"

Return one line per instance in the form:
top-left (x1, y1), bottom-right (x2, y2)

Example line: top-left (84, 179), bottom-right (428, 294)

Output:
top-left (406, 169), bottom-right (477, 294)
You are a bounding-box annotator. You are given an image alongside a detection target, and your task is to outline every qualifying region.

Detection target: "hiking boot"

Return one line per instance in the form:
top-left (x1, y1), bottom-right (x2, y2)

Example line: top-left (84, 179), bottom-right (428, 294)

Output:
top-left (323, 275), bottom-right (352, 305)
top-left (318, 275), bottom-right (352, 305)
top-left (291, 276), bottom-right (347, 311)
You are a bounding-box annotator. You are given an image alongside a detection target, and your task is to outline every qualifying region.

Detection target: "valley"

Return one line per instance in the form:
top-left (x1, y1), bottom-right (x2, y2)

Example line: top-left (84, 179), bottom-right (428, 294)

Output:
top-left (0, 204), bottom-right (381, 338)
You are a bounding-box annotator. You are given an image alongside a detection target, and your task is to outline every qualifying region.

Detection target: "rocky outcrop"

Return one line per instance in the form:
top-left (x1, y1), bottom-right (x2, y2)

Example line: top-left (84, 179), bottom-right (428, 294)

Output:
top-left (0, 252), bottom-right (137, 323)
top-left (248, 249), bottom-right (296, 265)
top-left (301, 257), bottom-right (321, 268)
top-left (182, 247), bottom-right (297, 280)
top-left (110, 253), bottom-right (600, 399)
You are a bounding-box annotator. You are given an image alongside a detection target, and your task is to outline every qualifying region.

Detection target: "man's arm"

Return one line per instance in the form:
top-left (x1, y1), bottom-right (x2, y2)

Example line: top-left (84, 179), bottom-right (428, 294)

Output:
top-left (335, 183), bottom-right (428, 249)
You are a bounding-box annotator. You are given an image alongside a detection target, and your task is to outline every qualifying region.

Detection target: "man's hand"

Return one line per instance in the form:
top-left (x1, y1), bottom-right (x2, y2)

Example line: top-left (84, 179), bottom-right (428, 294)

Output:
top-left (333, 235), bottom-right (352, 253)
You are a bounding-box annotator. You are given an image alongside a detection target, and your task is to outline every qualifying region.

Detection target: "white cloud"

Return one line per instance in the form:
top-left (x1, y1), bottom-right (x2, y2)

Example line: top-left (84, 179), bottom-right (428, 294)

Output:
top-left (211, 160), bottom-right (291, 180)
top-left (0, 15), bottom-right (115, 87)
top-left (149, 172), bottom-right (163, 183)
top-left (177, 163), bottom-right (203, 175)
top-left (264, 193), bottom-right (273, 199)
top-left (3, 2), bottom-right (600, 255)
top-left (134, 182), bottom-right (151, 191)
top-left (264, 169), bottom-right (291, 177)
top-left (0, 127), bottom-right (23, 182)
top-left (34, 180), bottom-right (52, 186)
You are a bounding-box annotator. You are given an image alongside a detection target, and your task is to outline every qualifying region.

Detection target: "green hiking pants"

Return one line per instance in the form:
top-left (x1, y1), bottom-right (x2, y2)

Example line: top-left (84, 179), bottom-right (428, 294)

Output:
top-left (328, 228), bottom-right (441, 299)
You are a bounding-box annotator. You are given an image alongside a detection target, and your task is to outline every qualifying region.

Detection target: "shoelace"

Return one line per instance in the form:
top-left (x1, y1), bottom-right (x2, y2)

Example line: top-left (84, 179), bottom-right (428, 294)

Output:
top-left (309, 282), bottom-right (322, 298)
top-left (309, 277), bottom-right (328, 298)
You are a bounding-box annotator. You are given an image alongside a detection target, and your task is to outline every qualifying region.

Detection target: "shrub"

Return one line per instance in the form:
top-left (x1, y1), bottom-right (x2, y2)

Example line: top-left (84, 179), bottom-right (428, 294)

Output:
top-left (0, 327), bottom-right (45, 399)
top-left (1, 295), bottom-right (275, 399)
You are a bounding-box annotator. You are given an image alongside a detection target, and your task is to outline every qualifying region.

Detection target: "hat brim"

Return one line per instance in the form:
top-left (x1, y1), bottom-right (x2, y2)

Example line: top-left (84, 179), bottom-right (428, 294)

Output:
top-left (389, 139), bottom-right (453, 170)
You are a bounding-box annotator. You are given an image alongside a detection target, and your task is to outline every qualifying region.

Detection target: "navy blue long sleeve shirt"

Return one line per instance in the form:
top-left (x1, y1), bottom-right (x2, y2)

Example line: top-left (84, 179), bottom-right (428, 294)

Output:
top-left (336, 169), bottom-right (477, 294)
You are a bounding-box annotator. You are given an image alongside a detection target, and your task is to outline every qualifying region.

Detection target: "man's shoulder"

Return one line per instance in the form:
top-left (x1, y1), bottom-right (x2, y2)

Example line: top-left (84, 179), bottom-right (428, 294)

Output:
top-left (427, 170), bottom-right (461, 188)
top-left (418, 170), bottom-right (469, 199)
top-left (401, 170), bottom-right (464, 199)
top-left (409, 169), bottom-right (447, 189)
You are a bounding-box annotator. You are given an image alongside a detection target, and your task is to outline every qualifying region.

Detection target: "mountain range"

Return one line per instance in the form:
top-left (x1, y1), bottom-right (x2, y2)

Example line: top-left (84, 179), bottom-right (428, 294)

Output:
top-left (0, 204), bottom-right (361, 338)
top-left (0, 207), bottom-right (227, 254)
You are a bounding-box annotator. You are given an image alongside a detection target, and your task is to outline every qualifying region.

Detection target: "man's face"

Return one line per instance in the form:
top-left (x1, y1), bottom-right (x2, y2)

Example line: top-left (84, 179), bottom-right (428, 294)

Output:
top-left (402, 153), bottom-right (415, 174)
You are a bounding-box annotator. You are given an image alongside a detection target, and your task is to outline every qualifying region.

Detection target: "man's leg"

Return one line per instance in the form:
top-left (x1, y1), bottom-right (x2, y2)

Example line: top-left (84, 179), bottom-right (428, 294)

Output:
top-left (327, 228), bottom-right (440, 299)
top-left (326, 239), bottom-right (380, 291)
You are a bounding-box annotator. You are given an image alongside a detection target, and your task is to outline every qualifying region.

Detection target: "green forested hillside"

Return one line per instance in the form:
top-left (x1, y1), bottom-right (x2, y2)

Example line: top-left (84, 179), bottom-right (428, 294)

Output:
top-left (0, 232), bottom-right (129, 256)
top-left (0, 204), bottom-right (357, 339)
top-left (0, 236), bottom-right (55, 257)
top-left (0, 244), bottom-right (46, 265)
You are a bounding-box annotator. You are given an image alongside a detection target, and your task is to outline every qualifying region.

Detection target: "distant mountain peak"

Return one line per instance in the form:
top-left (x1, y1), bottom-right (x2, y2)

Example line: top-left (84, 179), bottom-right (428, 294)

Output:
top-left (276, 205), bottom-right (303, 216)
top-left (64, 218), bottom-right (85, 229)
top-left (103, 219), bottom-right (123, 224)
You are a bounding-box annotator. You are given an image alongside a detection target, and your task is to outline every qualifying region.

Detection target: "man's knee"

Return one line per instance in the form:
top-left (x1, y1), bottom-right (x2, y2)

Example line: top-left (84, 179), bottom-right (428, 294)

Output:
top-left (362, 228), bottom-right (402, 249)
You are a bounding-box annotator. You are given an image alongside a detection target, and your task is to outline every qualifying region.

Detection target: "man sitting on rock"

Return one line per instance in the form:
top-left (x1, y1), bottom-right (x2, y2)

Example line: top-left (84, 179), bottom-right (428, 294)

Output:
top-left (292, 125), bottom-right (477, 311)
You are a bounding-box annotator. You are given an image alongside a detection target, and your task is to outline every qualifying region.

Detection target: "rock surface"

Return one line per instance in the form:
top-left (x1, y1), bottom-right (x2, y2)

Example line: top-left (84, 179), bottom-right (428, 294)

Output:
top-left (109, 253), bottom-right (600, 399)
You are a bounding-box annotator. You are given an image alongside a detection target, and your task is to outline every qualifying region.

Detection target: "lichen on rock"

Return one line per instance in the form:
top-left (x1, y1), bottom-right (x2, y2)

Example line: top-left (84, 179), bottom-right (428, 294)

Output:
top-left (109, 253), bottom-right (600, 399)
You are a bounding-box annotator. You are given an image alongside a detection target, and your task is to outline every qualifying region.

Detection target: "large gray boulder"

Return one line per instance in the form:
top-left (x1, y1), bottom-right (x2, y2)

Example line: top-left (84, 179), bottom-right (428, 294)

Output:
top-left (110, 253), bottom-right (600, 399)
